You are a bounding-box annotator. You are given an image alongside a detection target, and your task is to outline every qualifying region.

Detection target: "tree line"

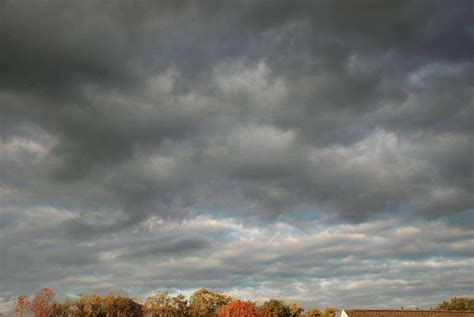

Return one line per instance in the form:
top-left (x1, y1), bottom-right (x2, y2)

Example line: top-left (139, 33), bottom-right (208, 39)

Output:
top-left (8, 288), bottom-right (473, 317)
top-left (11, 288), bottom-right (336, 317)
top-left (436, 297), bottom-right (474, 311)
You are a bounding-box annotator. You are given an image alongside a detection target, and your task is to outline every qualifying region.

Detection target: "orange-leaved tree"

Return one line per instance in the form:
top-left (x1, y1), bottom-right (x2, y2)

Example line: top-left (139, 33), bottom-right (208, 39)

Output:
top-left (14, 295), bottom-right (30, 317)
top-left (217, 300), bottom-right (258, 317)
top-left (30, 288), bottom-right (55, 317)
top-left (324, 307), bottom-right (336, 317)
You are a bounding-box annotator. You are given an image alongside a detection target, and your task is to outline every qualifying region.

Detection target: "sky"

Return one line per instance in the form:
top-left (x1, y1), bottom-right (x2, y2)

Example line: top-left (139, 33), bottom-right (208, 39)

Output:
top-left (0, 0), bottom-right (473, 312)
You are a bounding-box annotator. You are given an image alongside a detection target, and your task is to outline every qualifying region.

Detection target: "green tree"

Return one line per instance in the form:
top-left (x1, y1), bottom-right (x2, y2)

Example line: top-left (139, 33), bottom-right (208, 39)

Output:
top-left (300, 308), bottom-right (324, 317)
top-left (189, 288), bottom-right (233, 317)
top-left (437, 297), bottom-right (474, 311)
top-left (289, 303), bottom-right (304, 317)
top-left (172, 294), bottom-right (189, 317)
top-left (301, 308), bottom-right (337, 317)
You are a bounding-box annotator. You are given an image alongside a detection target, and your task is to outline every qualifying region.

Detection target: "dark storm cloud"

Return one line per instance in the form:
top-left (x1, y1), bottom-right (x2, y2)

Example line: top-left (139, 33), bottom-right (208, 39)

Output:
top-left (117, 235), bottom-right (211, 259)
top-left (0, 0), bottom-right (473, 312)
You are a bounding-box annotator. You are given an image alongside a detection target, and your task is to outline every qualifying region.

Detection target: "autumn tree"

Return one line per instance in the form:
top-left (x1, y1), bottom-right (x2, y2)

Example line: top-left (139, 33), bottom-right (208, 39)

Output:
top-left (437, 297), bottom-right (474, 311)
top-left (14, 295), bottom-right (30, 317)
top-left (189, 288), bottom-right (233, 317)
top-left (172, 294), bottom-right (189, 317)
top-left (104, 294), bottom-right (143, 317)
top-left (104, 294), bottom-right (117, 317)
top-left (258, 299), bottom-right (292, 317)
top-left (51, 301), bottom-right (68, 317)
top-left (324, 307), bottom-right (336, 317)
top-left (144, 291), bottom-right (173, 317)
top-left (80, 294), bottom-right (106, 316)
top-left (217, 300), bottom-right (258, 317)
top-left (116, 296), bottom-right (143, 317)
top-left (289, 303), bottom-right (303, 317)
top-left (30, 288), bottom-right (55, 317)
top-left (66, 299), bottom-right (86, 317)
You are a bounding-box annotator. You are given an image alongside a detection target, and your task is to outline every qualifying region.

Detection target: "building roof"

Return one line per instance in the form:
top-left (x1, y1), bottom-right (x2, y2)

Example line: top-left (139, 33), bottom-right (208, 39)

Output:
top-left (345, 310), bottom-right (474, 317)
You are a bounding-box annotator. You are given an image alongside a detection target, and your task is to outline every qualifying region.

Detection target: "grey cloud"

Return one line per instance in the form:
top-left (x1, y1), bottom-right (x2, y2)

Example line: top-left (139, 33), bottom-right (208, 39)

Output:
top-left (1, 212), bottom-right (474, 310)
top-left (117, 235), bottom-right (211, 259)
top-left (0, 0), bottom-right (473, 312)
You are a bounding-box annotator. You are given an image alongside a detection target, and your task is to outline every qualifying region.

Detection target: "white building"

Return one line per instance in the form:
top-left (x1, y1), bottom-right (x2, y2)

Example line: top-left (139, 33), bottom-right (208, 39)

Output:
top-left (335, 310), bottom-right (349, 317)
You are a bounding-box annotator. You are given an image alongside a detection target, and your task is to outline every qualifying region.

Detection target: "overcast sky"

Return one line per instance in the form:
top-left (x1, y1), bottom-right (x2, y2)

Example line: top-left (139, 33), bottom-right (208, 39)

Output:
top-left (0, 0), bottom-right (473, 312)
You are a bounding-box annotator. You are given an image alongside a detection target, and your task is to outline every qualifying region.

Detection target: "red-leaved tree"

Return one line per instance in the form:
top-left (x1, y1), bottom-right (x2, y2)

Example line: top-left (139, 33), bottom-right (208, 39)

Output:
top-left (14, 295), bottom-right (30, 317)
top-left (30, 288), bottom-right (55, 317)
top-left (217, 300), bottom-right (258, 317)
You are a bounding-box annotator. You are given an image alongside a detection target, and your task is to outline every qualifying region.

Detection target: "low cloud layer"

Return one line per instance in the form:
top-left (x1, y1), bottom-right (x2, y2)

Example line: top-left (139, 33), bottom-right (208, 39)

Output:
top-left (0, 0), bottom-right (472, 312)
